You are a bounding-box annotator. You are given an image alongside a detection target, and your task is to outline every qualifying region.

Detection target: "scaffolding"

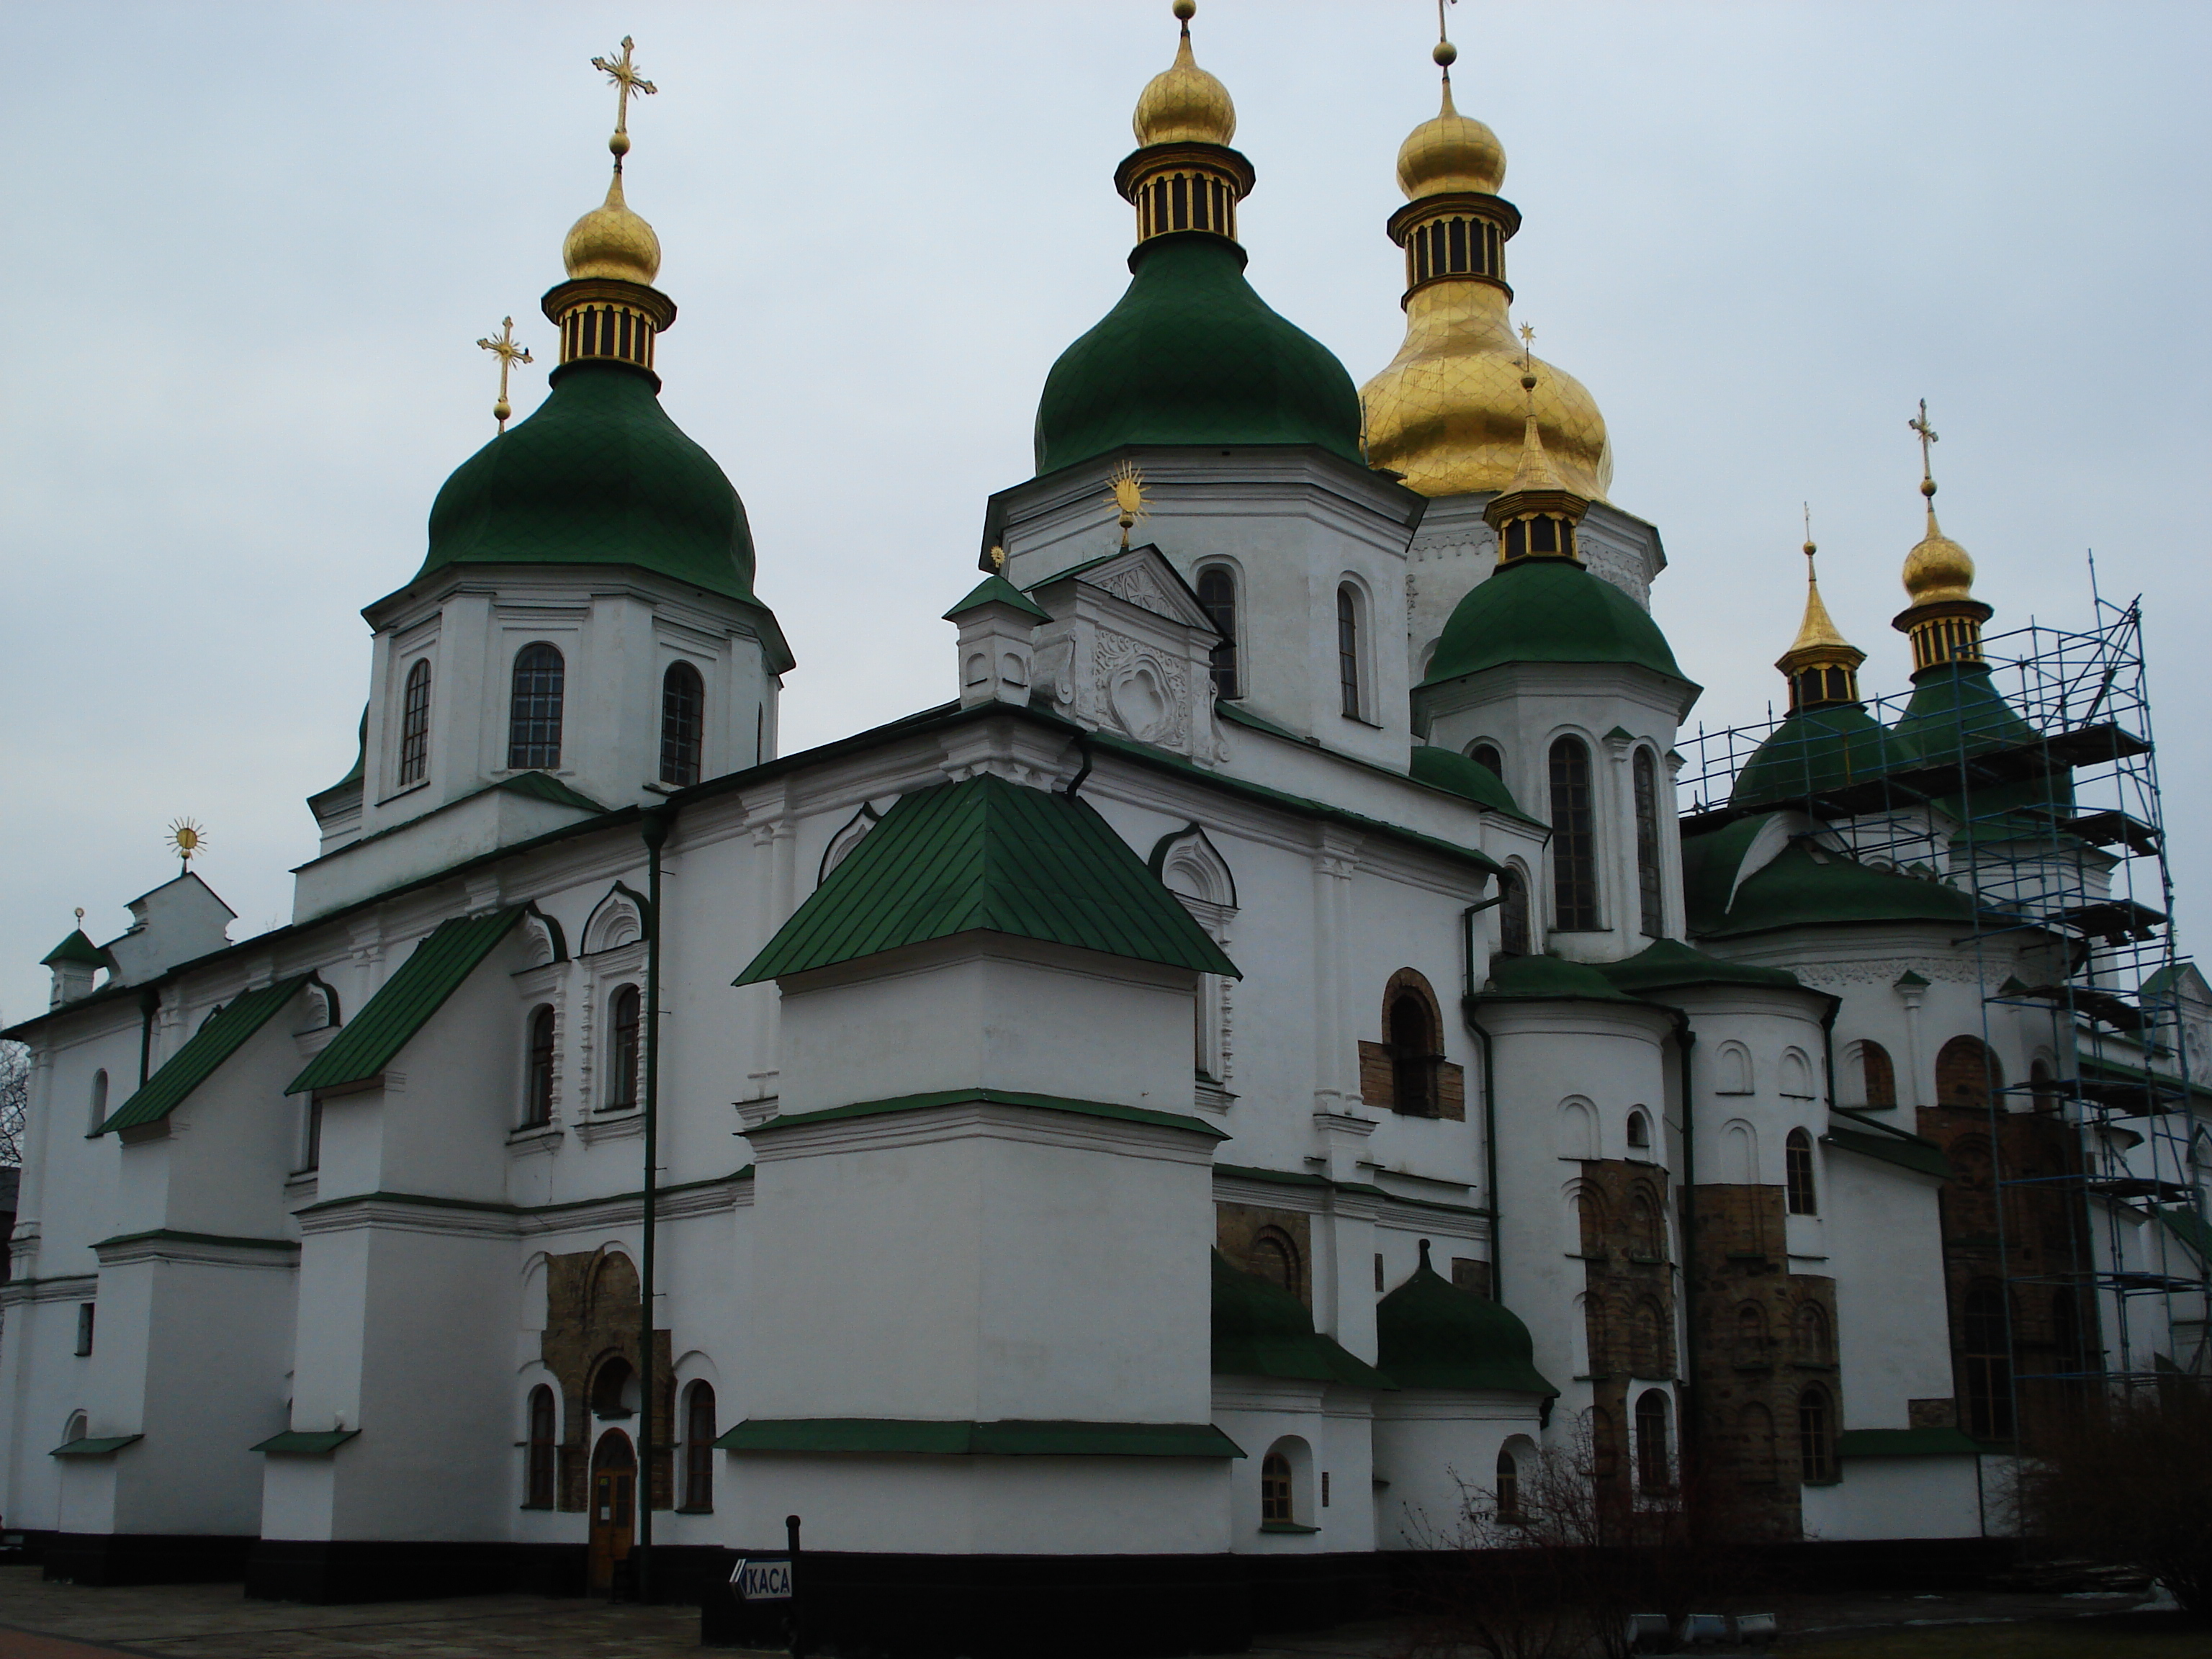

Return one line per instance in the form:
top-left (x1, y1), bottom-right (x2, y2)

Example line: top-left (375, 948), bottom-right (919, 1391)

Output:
top-left (1676, 577), bottom-right (2210, 1428)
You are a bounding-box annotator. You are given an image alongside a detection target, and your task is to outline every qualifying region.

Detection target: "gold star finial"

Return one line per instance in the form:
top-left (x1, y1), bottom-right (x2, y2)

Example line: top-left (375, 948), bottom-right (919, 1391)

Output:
top-left (590, 36), bottom-right (657, 167)
top-left (476, 318), bottom-right (534, 433)
top-left (1908, 397), bottom-right (1939, 499)
top-left (1434, 0), bottom-right (1459, 78)
top-left (1108, 462), bottom-right (1150, 551)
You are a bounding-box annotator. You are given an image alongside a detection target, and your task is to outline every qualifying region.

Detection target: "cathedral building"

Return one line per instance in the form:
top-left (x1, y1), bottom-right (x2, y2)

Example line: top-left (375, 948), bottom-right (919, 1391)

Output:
top-left (4, 9), bottom-right (2203, 1655)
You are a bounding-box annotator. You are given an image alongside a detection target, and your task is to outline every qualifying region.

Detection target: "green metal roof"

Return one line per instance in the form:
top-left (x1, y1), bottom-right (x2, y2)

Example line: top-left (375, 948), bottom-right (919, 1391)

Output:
top-left (1408, 745), bottom-right (1526, 817)
top-left (1730, 703), bottom-right (1909, 811)
top-left (1421, 557), bottom-right (1691, 688)
top-left (51, 1435), bottom-right (142, 1458)
top-left (1033, 233), bottom-right (1363, 476)
top-left (252, 1429), bottom-right (360, 1455)
top-left (100, 977), bottom-right (313, 1135)
top-left (1684, 835), bottom-right (1976, 940)
top-left (494, 771), bottom-right (608, 812)
top-left (2159, 1205), bottom-right (2212, 1264)
top-left (1376, 1247), bottom-right (1557, 1396)
top-left (1598, 938), bottom-right (1805, 997)
top-left (287, 909), bottom-right (527, 1096)
top-left (41, 930), bottom-right (111, 969)
top-left (1480, 953), bottom-right (1638, 1002)
top-left (1823, 1117), bottom-right (1950, 1181)
top-left (755, 1087), bottom-right (1223, 1141)
top-left (734, 775), bottom-right (1239, 985)
top-left (945, 574), bottom-right (1051, 622)
top-left (716, 1418), bottom-right (1243, 1458)
top-left (1211, 1251), bottom-right (1394, 1390)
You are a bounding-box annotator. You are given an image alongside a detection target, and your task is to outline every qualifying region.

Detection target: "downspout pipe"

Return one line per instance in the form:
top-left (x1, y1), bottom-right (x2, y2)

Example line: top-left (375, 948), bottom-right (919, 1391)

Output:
top-left (638, 806), bottom-right (675, 1600)
top-left (1669, 1007), bottom-right (1700, 1511)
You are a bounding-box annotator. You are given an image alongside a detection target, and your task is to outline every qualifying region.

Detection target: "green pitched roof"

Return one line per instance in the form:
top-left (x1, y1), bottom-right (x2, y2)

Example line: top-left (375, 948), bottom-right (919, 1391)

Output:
top-left (734, 775), bottom-right (1239, 985)
top-left (1598, 937), bottom-right (1804, 996)
top-left (1823, 1114), bottom-right (1950, 1180)
top-left (1376, 1246), bottom-right (1557, 1395)
top-left (1408, 745), bottom-right (1527, 818)
top-left (1421, 558), bottom-right (1691, 688)
top-left (1890, 661), bottom-right (2036, 766)
top-left (1730, 703), bottom-right (1909, 810)
top-left (41, 930), bottom-right (110, 969)
top-left (1033, 233), bottom-right (1362, 476)
top-left (101, 976), bottom-right (312, 1134)
top-left (1480, 952), bottom-right (1637, 1002)
top-left (945, 574), bottom-right (1051, 622)
top-left (1689, 840), bottom-right (1976, 940)
top-left (1211, 1251), bottom-right (1393, 1390)
top-left (287, 909), bottom-right (527, 1095)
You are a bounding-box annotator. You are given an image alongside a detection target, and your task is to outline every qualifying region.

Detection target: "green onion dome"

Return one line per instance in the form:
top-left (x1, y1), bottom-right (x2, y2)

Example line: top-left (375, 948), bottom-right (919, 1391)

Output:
top-left (1889, 662), bottom-right (2036, 767)
top-left (418, 360), bottom-right (760, 605)
top-left (1377, 1241), bottom-right (1556, 1395)
top-left (1420, 557), bottom-right (1688, 687)
top-left (1730, 703), bottom-right (1907, 811)
top-left (1410, 743), bottom-right (1524, 816)
top-left (1210, 1251), bottom-right (1391, 1388)
top-left (1033, 235), bottom-right (1363, 476)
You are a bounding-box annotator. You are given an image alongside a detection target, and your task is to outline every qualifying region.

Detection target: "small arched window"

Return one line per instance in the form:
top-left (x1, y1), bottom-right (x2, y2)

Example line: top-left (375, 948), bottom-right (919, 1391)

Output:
top-left (1735, 1302), bottom-right (1768, 1362)
top-left (1858, 1040), bottom-right (1897, 1109)
top-left (398, 658), bottom-right (432, 787)
top-left (1961, 1280), bottom-right (2014, 1439)
top-left (1336, 585), bottom-right (1363, 720)
top-left (1626, 1108), bottom-right (1651, 1151)
top-left (1785, 1128), bottom-right (1817, 1215)
top-left (1633, 747), bottom-right (1663, 938)
top-left (525, 1385), bottom-right (557, 1509)
top-left (1261, 1449), bottom-right (1295, 1523)
top-left (1796, 1300), bottom-right (1832, 1365)
top-left (606, 985), bottom-right (642, 1112)
top-left (1936, 1035), bottom-right (2002, 1110)
top-left (1389, 989), bottom-right (1439, 1116)
top-left (522, 1006), bottom-right (556, 1128)
top-left (590, 1354), bottom-right (635, 1420)
top-left (1196, 567), bottom-right (1239, 700)
top-left (63, 1410), bottom-right (88, 1446)
top-left (1548, 737), bottom-right (1598, 930)
top-left (683, 1381), bottom-right (716, 1511)
top-left (1467, 742), bottom-right (1504, 781)
top-left (1249, 1228), bottom-right (1300, 1299)
top-left (508, 642), bottom-right (566, 770)
top-left (1627, 1187), bottom-right (1664, 1259)
top-left (89, 1069), bottom-right (109, 1136)
top-left (1798, 1385), bottom-right (1834, 1482)
top-left (1634, 1390), bottom-right (1672, 1492)
top-left (1498, 868), bottom-right (1531, 958)
top-left (660, 661), bottom-right (705, 788)
top-left (1495, 1445), bottom-right (1521, 1521)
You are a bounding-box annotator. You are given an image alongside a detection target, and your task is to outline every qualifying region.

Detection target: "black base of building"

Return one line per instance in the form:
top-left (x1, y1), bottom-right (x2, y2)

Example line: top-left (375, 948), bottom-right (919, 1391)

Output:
top-left (242, 1537), bottom-right (732, 1604)
top-left (43, 1532), bottom-right (256, 1586)
top-left (699, 1549), bottom-right (1386, 1658)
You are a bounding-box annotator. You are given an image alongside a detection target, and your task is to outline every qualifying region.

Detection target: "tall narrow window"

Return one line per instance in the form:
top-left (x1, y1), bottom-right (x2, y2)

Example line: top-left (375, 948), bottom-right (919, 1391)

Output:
top-left (88, 1069), bottom-right (108, 1136)
top-left (1498, 869), bottom-right (1531, 957)
top-left (523, 1005), bottom-right (556, 1128)
top-left (1336, 586), bottom-right (1362, 720)
top-left (508, 643), bottom-right (565, 770)
top-left (1196, 567), bottom-right (1239, 698)
top-left (1635, 1390), bottom-right (1672, 1491)
top-left (1633, 747), bottom-right (1663, 937)
top-left (683, 1382), bottom-right (716, 1511)
top-left (1784, 1128), bottom-right (1818, 1215)
top-left (660, 661), bottom-right (705, 787)
top-left (398, 658), bottom-right (432, 786)
top-left (1389, 991), bottom-right (1438, 1116)
top-left (1549, 737), bottom-right (1598, 930)
top-left (1961, 1280), bottom-right (2014, 1439)
top-left (1495, 1447), bottom-right (1521, 1520)
top-left (607, 985), bottom-right (642, 1112)
top-left (526, 1385), bottom-right (557, 1509)
top-left (1798, 1385), bottom-right (1834, 1481)
top-left (302, 1097), bottom-right (323, 1172)
top-left (1858, 1041), bottom-right (1897, 1108)
top-left (75, 1304), bottom-right (94, 1357)
top-left (1468, 742), bottom-right (1504, 781)
top-left (1261, 1451), bottom-right (1294, 1523)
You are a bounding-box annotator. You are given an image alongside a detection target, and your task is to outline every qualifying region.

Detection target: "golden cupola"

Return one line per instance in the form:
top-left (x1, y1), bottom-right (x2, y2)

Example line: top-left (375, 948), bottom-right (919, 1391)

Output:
top-left (1115, 2), bottom-right (1253, 246)
top-left (1777, 524), bottom-right (1867, 710)
top-left (1482, 355), bottom-right (1588, 564)
top-left (1359, 35), bottom-right (1611, 501)
top-left (1892, 401), bottom-right (1990, 673)
top-left (541, 37), bottom-right (677, 374)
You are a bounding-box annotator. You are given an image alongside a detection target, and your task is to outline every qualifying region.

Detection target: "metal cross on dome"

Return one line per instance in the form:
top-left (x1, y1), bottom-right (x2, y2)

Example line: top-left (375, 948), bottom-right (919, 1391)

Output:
top-left (1909, 397), bottom-right (1939, 482)
top-left (476, 317), bottom-right (533, 433)
top-left (592, 35), bottom-right (657, 155)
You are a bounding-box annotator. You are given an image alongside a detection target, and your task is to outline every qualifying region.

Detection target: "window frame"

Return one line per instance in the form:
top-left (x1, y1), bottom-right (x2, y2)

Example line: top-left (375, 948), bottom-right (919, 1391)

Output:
top-left (1547, 736), bottom-right (1600, 931)
top-left (680, 1380), bottom-right (716, 1512)
top-left (524, 1385), bottom-right (558, 1509)
top-left (1195, 565), bottom-right (1240, 701)
top-left (605, 984), bottom-right (642, 1113)
top-left (1335, 583), bottom-right (1371, 724)
top-left (1634, 1389), bottom-right (1673, 1493)
top-left (1798, 1384), bottom-right (1835, 1483)
top-left (506, 642), bottom-right (567, 772)
top-left (1784, 1128), bottom-right (1818, 1215)
top-left (397, 657), bottom-right (433, 788)
top-left (659, 660), bottom-right (706, 788)
top-left (1632, 746), bottom-right (1663, 938)
top-left (522, 1004), bottom-right (557, 1129)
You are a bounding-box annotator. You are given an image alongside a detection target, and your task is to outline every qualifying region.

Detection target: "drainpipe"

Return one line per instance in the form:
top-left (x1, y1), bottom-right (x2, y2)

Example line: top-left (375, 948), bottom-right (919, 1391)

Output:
top-left (638, 806), bottom-right (675, 1601)
top-left (1460, 902), bottom-right (1504, 1300)
top-left (1671, 1008), bottom-right (1701, 1508)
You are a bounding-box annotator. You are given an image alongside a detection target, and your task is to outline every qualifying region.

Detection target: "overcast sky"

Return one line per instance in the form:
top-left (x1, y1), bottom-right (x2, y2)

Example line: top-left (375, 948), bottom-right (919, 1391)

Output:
top-left (4, 1), bottom-right (2208, 1025)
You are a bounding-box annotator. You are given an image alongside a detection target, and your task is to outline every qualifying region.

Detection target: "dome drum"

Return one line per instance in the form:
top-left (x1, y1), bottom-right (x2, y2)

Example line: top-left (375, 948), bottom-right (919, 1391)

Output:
top-left (1386, 192), bottom-right (1520, 302)
top-left (1115, 143), bottom-right (1254, 246)
top-left (1895, 598), bottom-right (1992, 675)
top-left (542, 277), bottom-right (677, 374)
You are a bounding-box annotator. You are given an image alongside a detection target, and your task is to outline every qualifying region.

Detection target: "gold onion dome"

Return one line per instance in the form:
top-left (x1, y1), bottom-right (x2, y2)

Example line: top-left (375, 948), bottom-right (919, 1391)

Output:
top-left (1396, 78), bottom-right (1504, 197)
top-left (1133, 1), bottom-right (1236, 148)
top-left (1902, 486), bottom-right (1977, 606)
top-left (563, 171), bottom-right (662, 285)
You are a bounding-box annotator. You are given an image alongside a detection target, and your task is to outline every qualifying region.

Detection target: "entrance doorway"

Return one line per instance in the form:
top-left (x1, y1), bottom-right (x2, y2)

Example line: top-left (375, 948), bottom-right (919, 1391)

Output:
top-left (588, 1427), bottom-right (636, 1593)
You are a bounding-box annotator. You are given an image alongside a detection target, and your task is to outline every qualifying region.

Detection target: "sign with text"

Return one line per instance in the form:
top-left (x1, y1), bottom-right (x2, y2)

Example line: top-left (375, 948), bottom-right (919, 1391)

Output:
top-left (730, 1555), bottom-right (793, 1601)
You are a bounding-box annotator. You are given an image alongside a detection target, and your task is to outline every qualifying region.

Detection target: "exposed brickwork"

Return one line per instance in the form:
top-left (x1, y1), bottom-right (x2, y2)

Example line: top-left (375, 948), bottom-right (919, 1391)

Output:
top-left (539, 1249), bottom-right (675, 1511)
top-left (1574, 1159), bottom-right (1678, 1505)
top-left (1216, 1202), bottom-right (1313, 1308)
top-left (1357, 969), bottom-right (1467, 1119)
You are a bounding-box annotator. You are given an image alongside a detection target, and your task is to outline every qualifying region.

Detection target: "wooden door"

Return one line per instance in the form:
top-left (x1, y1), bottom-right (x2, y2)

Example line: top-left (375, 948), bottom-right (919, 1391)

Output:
top-left (587, 1428), bottom-right (636, 1592)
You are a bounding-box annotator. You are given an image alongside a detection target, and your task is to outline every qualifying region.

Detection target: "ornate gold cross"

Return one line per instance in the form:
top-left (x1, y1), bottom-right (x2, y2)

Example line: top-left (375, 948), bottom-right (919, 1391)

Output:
top-left (1908, 397), bottom-right (1939, 482)
top-left (477, 317), bottom-right (533, 432)
top-left (592, 36), bottom-right (657, 159)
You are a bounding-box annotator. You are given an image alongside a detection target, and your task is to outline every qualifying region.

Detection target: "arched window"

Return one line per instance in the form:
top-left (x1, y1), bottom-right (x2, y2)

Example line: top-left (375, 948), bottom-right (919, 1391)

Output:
top-left (1627, 1187), bottom-right (1664, 1259)
top-left (590, 1354), bottom-right (636, 1420)
top-left (1785, 1128), bottom-right (1817, 1215)
top-left (523, 1006), bottom-right (556, 1128)
top-left (683, 1381), bottom-right (716, 1511)
top-left (1961, 1280), bottom-right (2014, 1439)
top-left (1249, 1228), bottom-right (1300, 1299)
top-left (1858, 1041), bottom-right (1897, 1109)
top-left (606, 985), bottom-right (642, 1112)
top-left (1548, 737), bottom-right (1598, 930)
top-left (1635, 1390), bottom-right (1672, 1492)
top-left (1495, 1445), bottom-right (1521, 1521)
top-left (1389, 989), bottom-right (1439, 1116)
top-left (301, 1097), bottom-right (323, 1172)
top-left (1798, 1385), bottom-right (1834, 1482)
top-left (1261, 1449), bottom-right (1295, 1524)
top-left (1498, 868), bottom-right (1531, 957)
top-left (1735, 1302), bottom-right (1769, 1363)
top-left (526, 1385), bottom-right (557, 1509)
top-left (659, 661), bottom-right (705, 788)
top-left (1626, 1108), bottom-right (1651, 1151)
top-left (1633, 747), bottom-right (1663, 938)
top-left (1936, 1035), bottom-right (2002, 1110)
top-left (1336, 586), bottom-right (1363, 720)
top-left (63, 1410), bottom-right (87, 1446)
top-left (1631, 1297), bottom-right (1667, 1373)
top-left (1795, 1301), bottom-right (1831, 1365)
top-left (1196, 567), bottom-right (1239, 699)
top-left (398, 658), bottom-right (432, 786)
top-left (1740, 1402), bottom-right (1777, 1485)
top-left (88, 1069), bottom-right (108, 1136)
top-left (508, 643), bottom-right (566, 770)
top-left (1468, 742), bottom-right (1504, 781)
